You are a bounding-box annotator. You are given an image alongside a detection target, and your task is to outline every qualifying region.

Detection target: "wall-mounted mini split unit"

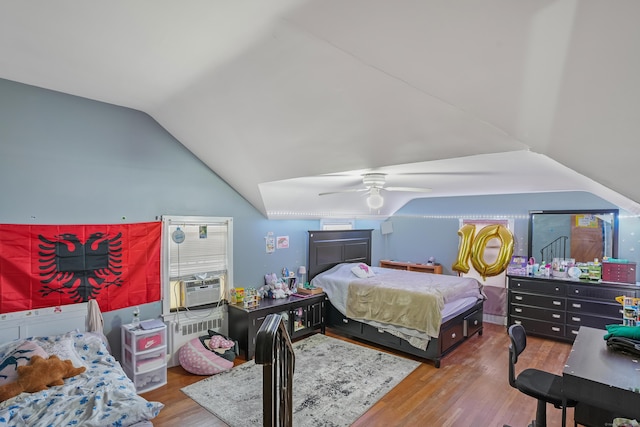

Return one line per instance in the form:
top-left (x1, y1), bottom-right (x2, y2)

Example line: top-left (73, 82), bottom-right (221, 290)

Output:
top-left (180, 276), bottom-right (221, 308)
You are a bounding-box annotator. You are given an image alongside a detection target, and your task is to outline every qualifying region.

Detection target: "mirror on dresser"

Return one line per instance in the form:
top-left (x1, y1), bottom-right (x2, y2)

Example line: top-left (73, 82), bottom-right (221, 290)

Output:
top-left (528, 209), bottom-right (619, 263)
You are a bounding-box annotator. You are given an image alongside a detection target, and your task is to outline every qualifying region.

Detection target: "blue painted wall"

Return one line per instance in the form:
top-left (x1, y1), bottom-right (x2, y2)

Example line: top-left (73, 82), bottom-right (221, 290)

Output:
top-left (381, 193), bottom-right (640, 275)
top-left (2, 77), bottom-right (640, 352)
top-left (0, 78), bottom-right (343, 350)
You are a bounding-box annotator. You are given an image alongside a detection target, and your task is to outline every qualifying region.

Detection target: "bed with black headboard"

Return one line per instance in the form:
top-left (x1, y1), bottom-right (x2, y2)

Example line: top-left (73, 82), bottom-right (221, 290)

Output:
top-left (308, 229), bottom-right (484, 368)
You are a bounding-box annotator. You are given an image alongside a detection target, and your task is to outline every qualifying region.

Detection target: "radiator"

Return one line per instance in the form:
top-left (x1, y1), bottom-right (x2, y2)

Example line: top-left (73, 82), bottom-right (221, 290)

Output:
top-left (165, 307), bottom-right (226, 367)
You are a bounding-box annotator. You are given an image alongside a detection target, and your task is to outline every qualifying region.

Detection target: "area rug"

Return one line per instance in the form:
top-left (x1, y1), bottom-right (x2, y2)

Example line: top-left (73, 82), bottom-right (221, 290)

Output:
top-left (182, 333), bottom-right (420, 426)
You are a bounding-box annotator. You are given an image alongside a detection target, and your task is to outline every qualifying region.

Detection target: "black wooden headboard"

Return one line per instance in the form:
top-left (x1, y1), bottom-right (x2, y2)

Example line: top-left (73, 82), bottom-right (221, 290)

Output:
top-left (307, 229), bottom-right (373, 281)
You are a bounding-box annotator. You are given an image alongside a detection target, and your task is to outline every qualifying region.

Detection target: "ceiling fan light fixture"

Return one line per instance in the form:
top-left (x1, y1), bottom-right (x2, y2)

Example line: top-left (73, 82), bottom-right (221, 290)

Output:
top-left (362, 173), bottom-right (386, 188)
top-left (366, 188), bottom-right (384, 209)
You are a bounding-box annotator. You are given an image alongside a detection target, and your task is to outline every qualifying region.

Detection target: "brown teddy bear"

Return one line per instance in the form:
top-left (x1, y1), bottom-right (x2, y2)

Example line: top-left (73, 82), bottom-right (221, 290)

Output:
top-left (0, 355), bottom-right (86, 402)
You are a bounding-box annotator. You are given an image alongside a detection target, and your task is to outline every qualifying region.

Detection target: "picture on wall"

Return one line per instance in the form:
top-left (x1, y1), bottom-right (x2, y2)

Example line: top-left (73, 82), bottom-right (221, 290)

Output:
top-left (277, 236), bottom-right (289, 249)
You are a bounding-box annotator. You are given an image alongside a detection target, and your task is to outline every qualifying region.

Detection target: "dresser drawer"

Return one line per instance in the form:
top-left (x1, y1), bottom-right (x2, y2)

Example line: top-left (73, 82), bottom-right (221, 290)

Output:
top-left (567, 299), bottom-right (624, 318)
top-left (510, 292), bottom-right (566, 310)
top-left (566, 284), bottom-right (635, 301)
top-left (566, 313), bottom-right (618, 330)
top-left (510, 317), bottom-right (565, 339)
top-left (439, 322), bottom-right (464, 353)
top-left (510, 304), bottom-right (565, 323)
top-left (509, 278), bottom-right (565, 296)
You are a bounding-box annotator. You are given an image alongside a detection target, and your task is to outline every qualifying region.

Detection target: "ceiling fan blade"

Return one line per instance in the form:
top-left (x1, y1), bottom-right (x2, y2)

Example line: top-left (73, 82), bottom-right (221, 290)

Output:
top-left (392, 171), bottom-right (494, 176)
top-left (384, 186), bottom-right (432, 193)
top-left (319, 188), bottom-right (369, 196)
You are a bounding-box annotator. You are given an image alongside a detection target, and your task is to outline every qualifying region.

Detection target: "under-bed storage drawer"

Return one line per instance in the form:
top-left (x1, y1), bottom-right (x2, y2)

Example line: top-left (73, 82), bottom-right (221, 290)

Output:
top-left (361, 324), bottom-right (401, 347)
top-left (439, 322), bottom-right (464, 354)
top-left (326, 304), bottom-right (362, 335)
top-left (463, 309), bottom-right (483, 337)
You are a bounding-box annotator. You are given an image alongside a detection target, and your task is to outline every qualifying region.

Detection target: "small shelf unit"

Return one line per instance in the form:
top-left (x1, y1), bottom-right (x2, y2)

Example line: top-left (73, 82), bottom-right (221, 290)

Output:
top-left (121, 322), bottom-right (167, 393)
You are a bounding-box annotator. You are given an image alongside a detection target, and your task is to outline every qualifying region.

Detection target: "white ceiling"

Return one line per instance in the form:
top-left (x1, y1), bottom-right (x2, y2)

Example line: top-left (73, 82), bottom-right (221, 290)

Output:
top-left (2, 0), bottom-right (639, 218)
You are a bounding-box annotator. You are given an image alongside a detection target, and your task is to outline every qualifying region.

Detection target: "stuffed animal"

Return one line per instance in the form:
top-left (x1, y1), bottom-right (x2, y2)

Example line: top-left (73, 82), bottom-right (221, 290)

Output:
top-left (0, 355), bottom-right (86, 402)
top-left (271, 281), bottom-right (287, 299)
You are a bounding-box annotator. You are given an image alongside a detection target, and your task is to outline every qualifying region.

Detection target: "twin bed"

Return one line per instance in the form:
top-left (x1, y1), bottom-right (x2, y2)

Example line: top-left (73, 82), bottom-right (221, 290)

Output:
top-left (308, 229), bottom-right (485, 368)
top-left (0, 303), bottom-right (163, 426)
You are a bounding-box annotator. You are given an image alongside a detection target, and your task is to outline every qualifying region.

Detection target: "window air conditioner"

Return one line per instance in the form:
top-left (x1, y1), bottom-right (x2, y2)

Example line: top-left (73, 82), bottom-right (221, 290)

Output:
top-left (180, 276), bottom-right (221, 308)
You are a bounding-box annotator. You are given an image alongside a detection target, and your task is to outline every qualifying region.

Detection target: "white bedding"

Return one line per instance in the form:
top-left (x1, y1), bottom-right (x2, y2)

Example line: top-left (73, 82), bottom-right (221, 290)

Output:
top-left (0, 331), bottom-right (163, 427)
top-left (311, 263), bottom-right (485, 349)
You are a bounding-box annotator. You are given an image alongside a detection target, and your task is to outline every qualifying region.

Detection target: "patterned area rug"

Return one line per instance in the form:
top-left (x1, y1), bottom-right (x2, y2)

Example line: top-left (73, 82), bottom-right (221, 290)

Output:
top-left (182, 333), bottom-right (420, 426)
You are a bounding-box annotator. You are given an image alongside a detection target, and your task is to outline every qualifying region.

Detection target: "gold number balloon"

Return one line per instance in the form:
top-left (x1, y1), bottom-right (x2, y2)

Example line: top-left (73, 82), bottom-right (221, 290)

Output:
top-left (452, 224), bottom-right (515, 280)
top-left (451, 224), bottom-right (475, 274)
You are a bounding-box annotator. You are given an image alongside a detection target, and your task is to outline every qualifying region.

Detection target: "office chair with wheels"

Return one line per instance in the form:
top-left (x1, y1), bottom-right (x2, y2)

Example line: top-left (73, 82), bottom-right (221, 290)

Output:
top-left (508, 324), bottom-right (578, 427)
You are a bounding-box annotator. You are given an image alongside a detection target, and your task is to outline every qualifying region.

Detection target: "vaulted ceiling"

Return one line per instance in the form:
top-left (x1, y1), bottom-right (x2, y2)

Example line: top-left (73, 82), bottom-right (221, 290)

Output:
top-left (2, 1), bottom-right (639, 218)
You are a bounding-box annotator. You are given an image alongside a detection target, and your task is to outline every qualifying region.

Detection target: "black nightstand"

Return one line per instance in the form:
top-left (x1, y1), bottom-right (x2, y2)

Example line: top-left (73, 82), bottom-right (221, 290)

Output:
top-left (228, 294), bottom-right (325, 359)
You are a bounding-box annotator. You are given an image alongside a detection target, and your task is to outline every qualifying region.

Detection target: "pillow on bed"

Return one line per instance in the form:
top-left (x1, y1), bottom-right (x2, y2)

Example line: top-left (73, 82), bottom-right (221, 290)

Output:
top-left (351, 263), bottom-right (375, 278)
top-left (0, 341), bottom-right (48, 386)
top-left (38, 333), bottom-right (86, 368)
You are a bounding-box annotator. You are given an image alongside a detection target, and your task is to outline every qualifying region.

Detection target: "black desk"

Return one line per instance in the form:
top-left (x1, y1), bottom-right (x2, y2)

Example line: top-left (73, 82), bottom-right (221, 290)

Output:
top-left (563, 326), bottom-right (640, 425)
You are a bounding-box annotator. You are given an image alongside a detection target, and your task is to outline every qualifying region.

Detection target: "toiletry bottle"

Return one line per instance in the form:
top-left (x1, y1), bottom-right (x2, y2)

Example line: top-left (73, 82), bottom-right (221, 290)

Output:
top-left (132, 306), bottom-right (140, 327)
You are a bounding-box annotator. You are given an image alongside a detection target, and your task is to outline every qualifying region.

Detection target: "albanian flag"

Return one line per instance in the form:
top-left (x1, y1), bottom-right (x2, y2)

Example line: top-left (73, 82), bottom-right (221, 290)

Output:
top-left (0, 222), bottom-right (161, 313)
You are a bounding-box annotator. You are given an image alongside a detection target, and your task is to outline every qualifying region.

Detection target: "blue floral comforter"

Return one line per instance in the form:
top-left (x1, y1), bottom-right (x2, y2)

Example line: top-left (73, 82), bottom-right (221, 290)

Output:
top-left (0, 331), bottom-right (163, 426)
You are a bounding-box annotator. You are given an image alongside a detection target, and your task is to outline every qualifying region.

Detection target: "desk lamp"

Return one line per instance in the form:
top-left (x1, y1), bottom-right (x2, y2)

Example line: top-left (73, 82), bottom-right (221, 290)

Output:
top-left (298, 266), bottom-right (307, 288)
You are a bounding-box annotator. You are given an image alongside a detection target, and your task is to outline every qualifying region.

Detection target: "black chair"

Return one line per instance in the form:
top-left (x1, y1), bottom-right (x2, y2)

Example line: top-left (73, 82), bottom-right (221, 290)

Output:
top-left (508, 324), bottom-right (578, 427)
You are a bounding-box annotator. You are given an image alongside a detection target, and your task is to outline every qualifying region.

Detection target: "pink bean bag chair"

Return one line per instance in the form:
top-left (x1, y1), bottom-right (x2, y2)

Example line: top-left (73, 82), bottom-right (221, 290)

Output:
top-left (178, 336), bottom-right (235, 375)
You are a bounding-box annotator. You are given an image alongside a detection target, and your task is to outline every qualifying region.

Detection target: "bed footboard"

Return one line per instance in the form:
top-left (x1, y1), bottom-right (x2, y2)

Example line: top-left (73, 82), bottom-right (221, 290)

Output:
top-left (326, 299), bottom-right (483, 368)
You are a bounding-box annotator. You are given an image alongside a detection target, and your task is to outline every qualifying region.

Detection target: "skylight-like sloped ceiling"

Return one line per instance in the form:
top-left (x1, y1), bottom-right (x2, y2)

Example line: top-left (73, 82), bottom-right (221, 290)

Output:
top-left (1, 0), bottom-right (639, 218)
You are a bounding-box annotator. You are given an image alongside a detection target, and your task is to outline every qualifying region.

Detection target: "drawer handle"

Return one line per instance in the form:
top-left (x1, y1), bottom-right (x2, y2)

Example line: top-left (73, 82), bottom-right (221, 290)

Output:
top-left (378, 328), bottom-right (384, 333)
top-left (473, 320), bottom-right (478, 325)
top-left (553, 301), bottom-right (562, 306)
top-left (515, 308), bottom-right (523, 313)
top-left (574, 289), bottom-right (580, 294)
top-left (571, 330), bottom-right (579, 335)
top-left (555, 287), bottom-right (560, 291)
top-left (342, 319), bottom-right (349, 324)
top-left (451, 332), bottom-right (457, 339)
top-left (514, 320), bottom-right (522, 325)
top-left (572, 317), bottom-right (581, 322)
top-left (552, 314), bottom-right (561, 319)
top-left (619, 309), bottom-right (624, 314)
top-left (552, 327), bottom-right (561, 332)
top-left (572, 303), bottom-right (581, 308)
top-left (515, 296), bottom-right (523, 301)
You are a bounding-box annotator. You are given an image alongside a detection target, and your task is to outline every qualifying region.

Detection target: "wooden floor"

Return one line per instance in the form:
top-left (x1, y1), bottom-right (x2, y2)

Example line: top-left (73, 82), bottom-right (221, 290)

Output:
top-left (142, 323), bottom-right (574, 427)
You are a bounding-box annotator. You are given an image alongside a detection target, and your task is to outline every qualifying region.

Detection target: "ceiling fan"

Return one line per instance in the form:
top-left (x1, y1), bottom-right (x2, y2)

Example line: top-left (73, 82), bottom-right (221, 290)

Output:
top-left (319, 173), bottom-right (432, 209)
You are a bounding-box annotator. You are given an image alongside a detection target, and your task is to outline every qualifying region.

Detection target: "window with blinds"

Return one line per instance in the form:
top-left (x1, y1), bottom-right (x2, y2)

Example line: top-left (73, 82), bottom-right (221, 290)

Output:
top-left (320, 219), bottom-right (355, 230)
top-left (161, 216), bottom-right (233, 313)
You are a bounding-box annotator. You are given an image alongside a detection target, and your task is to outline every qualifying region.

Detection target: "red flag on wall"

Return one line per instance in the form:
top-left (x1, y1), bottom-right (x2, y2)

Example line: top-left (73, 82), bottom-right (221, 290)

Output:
top-left (0, 222), bottom-right (161, 313)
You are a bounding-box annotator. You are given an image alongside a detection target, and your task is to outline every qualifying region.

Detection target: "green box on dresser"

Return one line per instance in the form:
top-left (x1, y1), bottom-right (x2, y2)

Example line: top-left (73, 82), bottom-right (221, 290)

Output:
top-left (507, 275), bottom-right (640, 341)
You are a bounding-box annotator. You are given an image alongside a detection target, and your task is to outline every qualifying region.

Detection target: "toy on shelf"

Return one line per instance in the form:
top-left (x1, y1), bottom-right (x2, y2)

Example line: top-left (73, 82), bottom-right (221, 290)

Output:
top-left (282, 267), bottom-right (297, 289)
top-left (262, 273), bottom-right (293, 299)
top-left (616, 295), bottom-right (639, 326)
top-left (229, 288), bottom-right (245, 304)
top-left (243, 288), bottom-right (259, 309)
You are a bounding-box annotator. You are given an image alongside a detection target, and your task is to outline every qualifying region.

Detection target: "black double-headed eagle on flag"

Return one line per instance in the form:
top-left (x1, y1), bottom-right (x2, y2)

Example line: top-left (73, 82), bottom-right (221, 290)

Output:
top-left (38, 232), bottom-right (124, 302)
